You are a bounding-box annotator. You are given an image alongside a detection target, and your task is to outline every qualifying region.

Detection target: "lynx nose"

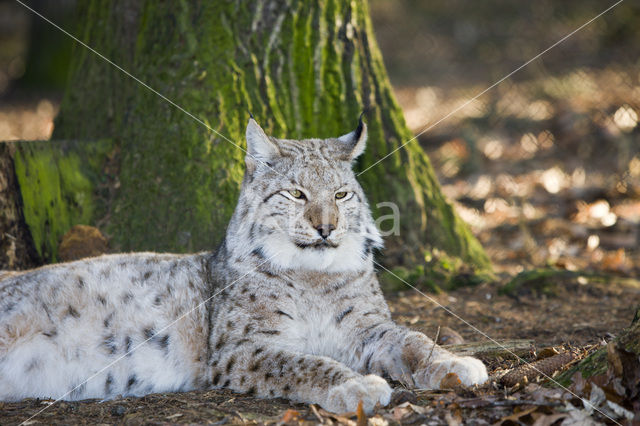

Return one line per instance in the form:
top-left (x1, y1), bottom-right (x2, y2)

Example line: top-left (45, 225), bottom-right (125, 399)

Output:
top-left (315, 224), bottom-right (335, 239)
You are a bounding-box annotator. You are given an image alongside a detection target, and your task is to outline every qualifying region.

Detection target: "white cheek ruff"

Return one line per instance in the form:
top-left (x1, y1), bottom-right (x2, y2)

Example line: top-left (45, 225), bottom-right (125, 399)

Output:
top-left (259, 233), bottom-right (371, 273)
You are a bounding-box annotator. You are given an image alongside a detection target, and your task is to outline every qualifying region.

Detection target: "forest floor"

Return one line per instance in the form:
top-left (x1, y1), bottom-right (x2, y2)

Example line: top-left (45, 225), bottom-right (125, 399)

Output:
top-left (2, 69), bottom-right (640, 424)
top-left (1, 277), bottom-right (637, 425)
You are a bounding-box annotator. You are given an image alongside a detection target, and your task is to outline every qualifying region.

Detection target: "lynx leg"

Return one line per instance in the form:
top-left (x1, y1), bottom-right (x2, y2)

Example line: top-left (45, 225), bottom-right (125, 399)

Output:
top-left (211, 345), bottom-right (391, 414)
top-left (401, 331), bottom-right (488, 388)
top-left (358, 325), bottom-right (488, 389)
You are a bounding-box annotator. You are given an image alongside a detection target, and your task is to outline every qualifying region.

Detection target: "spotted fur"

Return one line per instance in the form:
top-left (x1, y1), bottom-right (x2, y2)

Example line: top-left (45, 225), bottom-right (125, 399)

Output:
top-left (0, 119), bottom-right (487, 413)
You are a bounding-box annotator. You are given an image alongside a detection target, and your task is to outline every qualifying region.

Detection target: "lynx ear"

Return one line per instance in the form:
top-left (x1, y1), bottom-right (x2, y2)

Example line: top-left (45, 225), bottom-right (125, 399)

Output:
top-left (337, 115), bottom-right (367, 160)
top-left (246, 118), bottom-right (280, 173)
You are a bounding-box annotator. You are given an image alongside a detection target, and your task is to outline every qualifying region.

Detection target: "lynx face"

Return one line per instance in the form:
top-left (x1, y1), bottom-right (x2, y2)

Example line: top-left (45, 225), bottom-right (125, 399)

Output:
top-left (235, 118), bottom-right (382, 272)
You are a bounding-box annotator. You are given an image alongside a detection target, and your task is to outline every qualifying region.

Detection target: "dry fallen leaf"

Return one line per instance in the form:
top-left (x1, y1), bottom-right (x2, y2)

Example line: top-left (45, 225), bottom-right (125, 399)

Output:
top-left (444, 407), bottom-right (463, 426)
top-left (607, 341), bottom-right (640, 398)
top-left (440, 372), bottom-right (462, 389)
top-left (279, 408), bottom-right (300, 423)
top-left (356, 400), bottom-right (367, 426)
top-left (392, 402), bottom-right (430, 423)
top-left (316, 406), bottom-right (357, 425)
top-left (494, 406), bottom-right (538, 425)
top-left (536, 347), bottom-right (560, 360)
top-left (601, 248), bottom-right (632, 273)
top-left (531, 412), bottom-right (568, 426)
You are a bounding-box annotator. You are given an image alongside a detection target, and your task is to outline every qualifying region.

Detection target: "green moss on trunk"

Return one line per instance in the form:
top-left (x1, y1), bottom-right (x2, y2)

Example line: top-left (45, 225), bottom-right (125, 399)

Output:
top-left (12, 139), bottom-right (112, 261)
top-left (40, 0), bottom-right (490, 281)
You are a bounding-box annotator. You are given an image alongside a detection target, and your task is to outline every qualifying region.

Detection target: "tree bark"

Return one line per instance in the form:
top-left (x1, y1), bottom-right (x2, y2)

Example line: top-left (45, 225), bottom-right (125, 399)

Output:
top-left (559, 305), bottom-right (640, 382)
top-left (0, 143), bottom-right (40, 270)
top-left (10, 139), bottom-right (114, 261)
top-left (15, 0), bottom-right (490, 278)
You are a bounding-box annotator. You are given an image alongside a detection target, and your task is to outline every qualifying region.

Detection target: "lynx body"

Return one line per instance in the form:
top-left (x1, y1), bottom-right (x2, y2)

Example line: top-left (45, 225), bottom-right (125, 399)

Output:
top-left (0, 119), bottom-right (487, 413)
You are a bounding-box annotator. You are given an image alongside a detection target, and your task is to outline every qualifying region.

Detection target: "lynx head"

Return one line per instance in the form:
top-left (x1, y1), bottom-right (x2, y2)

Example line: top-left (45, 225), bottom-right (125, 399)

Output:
top-left (228, 117), bottom-right (382, 273)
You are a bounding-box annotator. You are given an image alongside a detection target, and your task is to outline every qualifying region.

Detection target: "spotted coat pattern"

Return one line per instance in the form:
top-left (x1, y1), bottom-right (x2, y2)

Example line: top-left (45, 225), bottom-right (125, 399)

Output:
top-left (0, 119), bottom-right (487, 413)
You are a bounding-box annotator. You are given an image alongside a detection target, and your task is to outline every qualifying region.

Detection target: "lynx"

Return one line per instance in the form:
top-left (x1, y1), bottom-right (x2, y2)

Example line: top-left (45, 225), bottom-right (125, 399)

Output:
top-left (0, 118), bottom-right (488, 413)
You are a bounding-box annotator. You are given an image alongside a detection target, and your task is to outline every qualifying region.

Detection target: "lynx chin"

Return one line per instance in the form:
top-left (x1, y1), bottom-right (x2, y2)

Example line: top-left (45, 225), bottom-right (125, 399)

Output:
top-left (0, 118), bottom-right (488, 413)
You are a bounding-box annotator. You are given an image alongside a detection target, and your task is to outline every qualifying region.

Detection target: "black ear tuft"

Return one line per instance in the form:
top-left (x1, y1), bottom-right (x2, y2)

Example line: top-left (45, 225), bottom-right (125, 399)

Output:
top-left (354, 112), bottom-right (365, 141)
top-left (337, 114), bottom-right (368, 160)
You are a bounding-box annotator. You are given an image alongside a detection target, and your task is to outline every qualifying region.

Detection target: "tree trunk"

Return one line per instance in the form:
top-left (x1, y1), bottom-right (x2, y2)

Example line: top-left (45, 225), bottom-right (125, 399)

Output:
top-left (16, 0), bottom-right (490, 279)
top-left (560, 305), bottom-right (640, 382)
top-left (0, 144), bottom-right (40, 270)
top-left (9, 138), bottom-right (114, 262)
top-left (551, 307), bottom-right (640, 417)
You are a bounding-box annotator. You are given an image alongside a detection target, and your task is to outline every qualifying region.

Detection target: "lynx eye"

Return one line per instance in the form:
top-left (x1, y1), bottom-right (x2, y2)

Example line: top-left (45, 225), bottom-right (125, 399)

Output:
top-left (288, 189), bottom-right (306, 199)
top-left (335, 191), bottom-right (348, 199)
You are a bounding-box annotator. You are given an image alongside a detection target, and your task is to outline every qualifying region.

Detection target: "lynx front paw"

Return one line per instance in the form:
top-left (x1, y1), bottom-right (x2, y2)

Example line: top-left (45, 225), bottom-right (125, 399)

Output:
top-left (324, 374), bottom-right (392, 414)
top-left (414, 356), bottom-right (488, 389)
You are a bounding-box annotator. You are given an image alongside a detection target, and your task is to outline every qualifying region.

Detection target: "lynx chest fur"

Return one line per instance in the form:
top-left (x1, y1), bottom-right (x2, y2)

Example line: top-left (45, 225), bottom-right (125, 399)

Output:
top-left (0, 118), bottom-right (488, 413)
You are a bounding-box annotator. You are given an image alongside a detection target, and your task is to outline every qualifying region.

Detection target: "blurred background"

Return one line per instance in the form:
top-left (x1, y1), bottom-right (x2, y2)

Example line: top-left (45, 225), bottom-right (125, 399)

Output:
top-left (1, 0), bottom-right (639, 276)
